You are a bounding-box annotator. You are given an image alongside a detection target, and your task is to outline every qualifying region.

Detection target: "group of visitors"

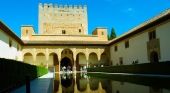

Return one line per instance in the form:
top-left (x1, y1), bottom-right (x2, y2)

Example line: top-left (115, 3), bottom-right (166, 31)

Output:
top-left (61, 66), bottom-right (72, 73)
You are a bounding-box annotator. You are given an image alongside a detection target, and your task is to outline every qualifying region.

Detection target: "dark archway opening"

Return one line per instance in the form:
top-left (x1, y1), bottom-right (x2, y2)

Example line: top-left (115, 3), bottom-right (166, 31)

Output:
top-left (61, 75), bottom-right (73, 88)
top-left (150, 51), bottom-right (159, 63)
top-left (60, 57), bottom-right (72, 71)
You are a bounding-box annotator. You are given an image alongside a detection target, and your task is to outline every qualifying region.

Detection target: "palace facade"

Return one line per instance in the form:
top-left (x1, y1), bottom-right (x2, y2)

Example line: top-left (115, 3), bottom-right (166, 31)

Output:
top-left (0, 3), bottom-right (170, 72)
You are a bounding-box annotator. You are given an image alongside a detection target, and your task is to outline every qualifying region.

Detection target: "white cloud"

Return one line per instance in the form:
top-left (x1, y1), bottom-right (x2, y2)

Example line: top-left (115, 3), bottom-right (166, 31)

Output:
top-left (122, 7), bottom-right (135, 17)
top-left (127, 8), bottom-right (133, 12)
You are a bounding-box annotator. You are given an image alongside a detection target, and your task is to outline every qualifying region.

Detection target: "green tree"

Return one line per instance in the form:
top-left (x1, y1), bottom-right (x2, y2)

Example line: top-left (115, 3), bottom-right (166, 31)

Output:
top-left (109, 28), bottom-right (117, 40)
top-left (107, 34), bottom-right (110, 40)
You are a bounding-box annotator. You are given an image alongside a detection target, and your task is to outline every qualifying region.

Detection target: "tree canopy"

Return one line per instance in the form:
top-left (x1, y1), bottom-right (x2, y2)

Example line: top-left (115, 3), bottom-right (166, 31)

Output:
top-left (108, 28), bottom-right (117, 40)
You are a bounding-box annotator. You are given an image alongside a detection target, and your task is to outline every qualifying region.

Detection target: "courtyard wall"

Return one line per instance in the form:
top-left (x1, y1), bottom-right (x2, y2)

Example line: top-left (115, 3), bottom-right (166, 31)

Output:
top-left (109, 12), bottom-right (170, 65)
top-left (0, 21), bottom-right (22, 61)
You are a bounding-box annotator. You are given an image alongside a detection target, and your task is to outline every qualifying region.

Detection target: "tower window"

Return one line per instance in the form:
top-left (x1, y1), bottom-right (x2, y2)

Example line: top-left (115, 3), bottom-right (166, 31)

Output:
top-left (62, 30), bottom-right (66, 34)
top-left (102, 32), bottom-right (104, 35)
top-left (79, 29), bottom-right (81, 33)
top-left (125, 40), bottom-right (129, 48)
top-left (149, 30), bottom-right (156, 40)
top-left (26, 30), bottom-right (28, 35)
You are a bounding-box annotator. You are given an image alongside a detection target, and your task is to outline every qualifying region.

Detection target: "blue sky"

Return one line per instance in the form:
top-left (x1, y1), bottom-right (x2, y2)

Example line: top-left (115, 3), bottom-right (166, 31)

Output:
top-left (0, 0), bottom-right (170, 37)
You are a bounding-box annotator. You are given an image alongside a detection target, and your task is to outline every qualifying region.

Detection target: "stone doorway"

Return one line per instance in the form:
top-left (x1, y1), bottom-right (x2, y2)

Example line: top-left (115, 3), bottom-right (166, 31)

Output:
top-left (60, 57), bottom-right (73, 72)
top-left (150, 51), bottom-right (159, 63)
top-left (61, 49), bottom-right (74, 71)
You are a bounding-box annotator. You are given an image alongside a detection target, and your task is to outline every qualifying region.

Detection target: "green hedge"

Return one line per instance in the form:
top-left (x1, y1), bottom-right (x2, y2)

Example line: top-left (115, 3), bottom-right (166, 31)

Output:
top-left (87, 62), bottom-right (170, 75)
top-left (0, 58), bottom-right (48, 92)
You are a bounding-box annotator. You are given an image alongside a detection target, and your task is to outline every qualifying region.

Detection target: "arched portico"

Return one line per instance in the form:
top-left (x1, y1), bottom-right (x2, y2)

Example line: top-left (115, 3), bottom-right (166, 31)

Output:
top-left (36, 53), bottom-right (46, 66)
top-left (23, 52), bottom-right (33, 64)
top-left (22, 47), bottom-right (108, 72)
top-left (61, 49), bottom-right (74, 71)
top-left (48, 53), bottom-right (59, 72)
top-left (60, 57), bottom-right (72, 71)
top-left (76, 52), bottom-right (86, 71)
top-left (100, 52), bottom-right (109, 66)
top-left (89, 52), bottom-right (98, 67)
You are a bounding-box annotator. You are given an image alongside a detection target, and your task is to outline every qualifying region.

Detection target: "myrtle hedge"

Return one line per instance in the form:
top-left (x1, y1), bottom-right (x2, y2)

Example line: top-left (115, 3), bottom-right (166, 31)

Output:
top-left (87, 61), bottom-right (170, 75)
top-left (0, 58), bottom-right (48, 92)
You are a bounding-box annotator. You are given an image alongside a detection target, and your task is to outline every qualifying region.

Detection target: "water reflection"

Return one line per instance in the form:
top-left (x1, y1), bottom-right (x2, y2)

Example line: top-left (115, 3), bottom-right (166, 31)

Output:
top-left (111, 81), bottom-right (170, 93)
top-left (53, 72), bottom-right (108, 93)
top-left (53, 73), bottom-right (170, 93)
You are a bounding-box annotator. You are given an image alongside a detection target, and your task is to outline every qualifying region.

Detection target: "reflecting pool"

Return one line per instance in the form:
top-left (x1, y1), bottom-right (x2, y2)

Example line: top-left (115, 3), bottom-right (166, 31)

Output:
top-left (53, 72), bottom-right (170, 93)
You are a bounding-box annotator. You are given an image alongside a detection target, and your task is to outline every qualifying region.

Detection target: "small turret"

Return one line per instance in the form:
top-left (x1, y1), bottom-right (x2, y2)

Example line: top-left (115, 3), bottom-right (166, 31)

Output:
top-left (21, 25), bottom-right (35, 40)
top-left (92, 27), bottom-right (108, 40)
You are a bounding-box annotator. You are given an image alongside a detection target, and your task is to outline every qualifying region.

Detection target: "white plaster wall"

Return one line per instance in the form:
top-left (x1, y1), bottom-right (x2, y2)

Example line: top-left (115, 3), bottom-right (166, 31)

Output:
top-left (156, 21), bottom-right (170, 62)
top-left (110, 32), bottom-right (149, 65)
top-left (0, 30), bottom-right (21, 61)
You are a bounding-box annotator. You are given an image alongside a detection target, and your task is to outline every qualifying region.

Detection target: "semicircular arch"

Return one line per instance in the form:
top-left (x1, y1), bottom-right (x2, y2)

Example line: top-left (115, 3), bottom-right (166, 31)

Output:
top-left (36, 52), bottom-right (46, 66)
top-left (23, 52), bottom-right (33, 64)
top-left (88, 52), bottom-right (98, 67)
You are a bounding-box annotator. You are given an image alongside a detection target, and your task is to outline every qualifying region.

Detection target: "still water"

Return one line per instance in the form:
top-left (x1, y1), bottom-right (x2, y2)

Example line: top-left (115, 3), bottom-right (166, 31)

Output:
top-left (53, 72), bottom-right (170, 93)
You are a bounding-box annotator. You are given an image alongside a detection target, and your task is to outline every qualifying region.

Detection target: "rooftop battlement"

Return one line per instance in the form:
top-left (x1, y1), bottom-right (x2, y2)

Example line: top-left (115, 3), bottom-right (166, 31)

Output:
top-left (39, 3), bottom-right (87, 10)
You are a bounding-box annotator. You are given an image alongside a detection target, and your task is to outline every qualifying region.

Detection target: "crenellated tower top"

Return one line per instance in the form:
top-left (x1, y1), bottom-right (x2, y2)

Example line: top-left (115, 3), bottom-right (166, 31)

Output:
top-left (38, 3), bottom-right (88, 35)
top-left (39, 3), bottom-right (87, 10)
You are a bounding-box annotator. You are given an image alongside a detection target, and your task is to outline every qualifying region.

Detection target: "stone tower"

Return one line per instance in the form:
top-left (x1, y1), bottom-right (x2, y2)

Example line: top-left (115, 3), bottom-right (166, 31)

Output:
top-left (38, 3), bottom-right (88, 35)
